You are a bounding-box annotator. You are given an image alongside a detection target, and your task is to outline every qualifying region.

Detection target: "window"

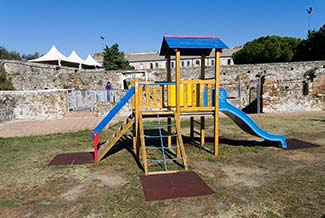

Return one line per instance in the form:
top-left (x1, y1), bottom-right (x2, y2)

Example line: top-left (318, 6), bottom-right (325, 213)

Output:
top-left (181, 61), bottom-right (184, 68)
top-left (187, 61), bottom-right (190, 67)
top-left (227, 59), bottom-right (232, 65)
top-left (155, 62), bottom-right (159, 68)
top-left (211, 60), bottom-right (215, 66)
top-left (195, 60), bottom-right (200, 66)
top-left (171, 61), bottom-right (175, 68)
top-left (150, 63), bottom-right (153, 69)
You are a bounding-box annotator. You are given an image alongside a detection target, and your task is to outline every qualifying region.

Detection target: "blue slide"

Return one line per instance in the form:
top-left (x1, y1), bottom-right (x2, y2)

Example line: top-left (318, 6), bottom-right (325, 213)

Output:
top-left (218, 88), bottom-right (287, 149)
top-left (90, 87), bottom-right (135, 139)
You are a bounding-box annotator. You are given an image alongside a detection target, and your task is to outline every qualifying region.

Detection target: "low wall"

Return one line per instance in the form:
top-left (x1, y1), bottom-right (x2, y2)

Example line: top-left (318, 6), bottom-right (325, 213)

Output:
top-left (1, 60), bottom-right (325, 115)
top-left (0, 89), bottom-right (68, 121)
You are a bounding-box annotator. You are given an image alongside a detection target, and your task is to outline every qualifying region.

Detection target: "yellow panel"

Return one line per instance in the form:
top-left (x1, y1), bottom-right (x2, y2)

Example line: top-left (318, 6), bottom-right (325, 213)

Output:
top-left (168, 84), bottom-right (193, 107)
top-left (168, 85), bottom-right (176, 106)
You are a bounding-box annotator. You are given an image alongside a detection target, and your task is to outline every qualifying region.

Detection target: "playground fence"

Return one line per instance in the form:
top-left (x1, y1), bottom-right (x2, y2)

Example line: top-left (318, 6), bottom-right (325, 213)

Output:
top-left (67, 89), bottom-right (126, 112)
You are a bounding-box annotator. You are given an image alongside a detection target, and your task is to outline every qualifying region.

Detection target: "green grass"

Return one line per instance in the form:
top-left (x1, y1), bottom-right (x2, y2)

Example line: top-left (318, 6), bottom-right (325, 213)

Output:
top-left (0, 112), bottom-right (324, 217)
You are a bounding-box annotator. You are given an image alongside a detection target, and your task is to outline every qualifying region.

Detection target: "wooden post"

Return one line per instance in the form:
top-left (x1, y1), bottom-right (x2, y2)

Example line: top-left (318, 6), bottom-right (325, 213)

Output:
top-left (176, 50), bottom-right (181, 115)
top-left (139, 113), bottom-right (148, 175)
top-left (133, 79), bottom-right (139, 153)
top-left (200, 54), bottom-right (205, 146)
top-left (175, 49), bottom-right (181, 157)
top-left (214, 50), bottom-right (221, 156)
top-left (190, 117), bottom-right (194, 138)
top-left (166, 55), bottom-right (172, 147)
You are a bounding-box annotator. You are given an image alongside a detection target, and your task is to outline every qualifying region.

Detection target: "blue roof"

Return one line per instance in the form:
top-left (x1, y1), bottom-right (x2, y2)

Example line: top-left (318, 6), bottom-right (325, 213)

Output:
top-left (159, 35), bottom-right (229, 56)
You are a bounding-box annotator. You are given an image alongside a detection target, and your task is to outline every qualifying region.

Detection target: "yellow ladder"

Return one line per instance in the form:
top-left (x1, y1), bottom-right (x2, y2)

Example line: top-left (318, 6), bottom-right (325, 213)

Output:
top-left (96, 114), bottom-right (134, 161)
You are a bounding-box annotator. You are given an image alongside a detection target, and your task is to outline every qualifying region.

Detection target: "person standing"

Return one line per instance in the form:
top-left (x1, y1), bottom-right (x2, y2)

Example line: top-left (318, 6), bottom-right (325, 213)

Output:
top-left (105, 81), bottom-right (111, 102)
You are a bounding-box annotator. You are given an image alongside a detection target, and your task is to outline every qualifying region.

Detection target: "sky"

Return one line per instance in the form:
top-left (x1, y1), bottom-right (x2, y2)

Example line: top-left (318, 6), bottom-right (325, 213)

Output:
top-left (1, 0), bottom-right (325, 59)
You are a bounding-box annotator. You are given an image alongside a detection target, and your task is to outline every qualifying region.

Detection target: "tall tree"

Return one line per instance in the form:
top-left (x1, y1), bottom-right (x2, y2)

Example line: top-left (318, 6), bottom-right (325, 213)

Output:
top-left (293, 24), bottom-right (325, 61)
top-left (0, 46), bottom-right (21, 60)
top-left (102, 43), bottom-right (133, 70)
top-left (233, 36), bottom-right (302, 64)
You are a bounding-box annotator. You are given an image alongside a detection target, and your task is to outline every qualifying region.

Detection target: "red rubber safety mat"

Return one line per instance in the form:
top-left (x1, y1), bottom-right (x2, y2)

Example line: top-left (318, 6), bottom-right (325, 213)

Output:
top-left (48, 152), bottom-right (94, 166)
top-left (140, 171), bottom-right (214, 201)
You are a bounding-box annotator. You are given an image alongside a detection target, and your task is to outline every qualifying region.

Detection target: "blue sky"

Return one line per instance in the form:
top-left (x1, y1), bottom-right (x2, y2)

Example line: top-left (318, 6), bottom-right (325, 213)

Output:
top-left (1, 0), bottom-right (325, 58)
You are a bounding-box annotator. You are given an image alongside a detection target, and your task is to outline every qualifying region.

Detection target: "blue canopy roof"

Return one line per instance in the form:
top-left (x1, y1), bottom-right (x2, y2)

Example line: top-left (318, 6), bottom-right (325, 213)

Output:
top-left (159, 35), bottom-right (228, 56)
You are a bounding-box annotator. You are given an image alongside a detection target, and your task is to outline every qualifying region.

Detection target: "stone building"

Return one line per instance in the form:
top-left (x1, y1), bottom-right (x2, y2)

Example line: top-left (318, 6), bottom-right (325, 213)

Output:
top-left (93, 47), bottom-right (241, 70)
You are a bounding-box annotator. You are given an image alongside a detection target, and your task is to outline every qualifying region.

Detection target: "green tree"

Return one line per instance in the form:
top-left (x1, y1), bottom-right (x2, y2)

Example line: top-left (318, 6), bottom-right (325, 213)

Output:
top-left (0, 71), bottom-right (14, 90)
top-left (233, 36), bottom-right (302, 64)
top-left (0, 47), bottom-right (21, 60)
top-left (22, 52), bottom-right (40, 60)
top-left (102, 43), bottom-right (133, 70)
top-left (293, 24), bottom-right (325, 61)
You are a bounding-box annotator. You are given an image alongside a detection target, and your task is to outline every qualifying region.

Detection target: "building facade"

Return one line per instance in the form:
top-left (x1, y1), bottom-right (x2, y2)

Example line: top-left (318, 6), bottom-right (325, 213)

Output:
top-left (94, 47), bottom-right (241, 70)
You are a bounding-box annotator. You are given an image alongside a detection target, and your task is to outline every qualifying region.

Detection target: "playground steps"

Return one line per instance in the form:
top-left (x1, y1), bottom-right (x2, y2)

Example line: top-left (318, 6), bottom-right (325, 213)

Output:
top-left (96, 114), bottom-right (135, 161)
top-left (139, 111), bottom-right (188, 175)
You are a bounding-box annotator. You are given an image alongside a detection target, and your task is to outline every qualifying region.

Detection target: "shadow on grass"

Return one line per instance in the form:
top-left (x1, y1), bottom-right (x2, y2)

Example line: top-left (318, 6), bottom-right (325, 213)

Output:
top-left (101, 129), bottom-right (187, 172)
top-left (102, 135), bottom-right (144, 172)
top-left (182, 136), bottom-right (281, 150)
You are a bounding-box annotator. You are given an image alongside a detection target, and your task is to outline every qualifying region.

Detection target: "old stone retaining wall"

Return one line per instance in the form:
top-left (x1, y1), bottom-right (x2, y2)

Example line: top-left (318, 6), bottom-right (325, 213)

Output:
top-left (1, 60), bottom-right (127, 90)
top-left (0, 89), bottom-right (67, 121)
top-left (1, 60), bottom-right (325, 119)
top-left (146, 61), bottom-right (325, 112)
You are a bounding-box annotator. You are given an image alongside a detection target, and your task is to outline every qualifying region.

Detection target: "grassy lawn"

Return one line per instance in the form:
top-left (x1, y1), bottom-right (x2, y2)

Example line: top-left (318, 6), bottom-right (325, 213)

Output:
top-left (0, 112), bottom-right (324, 218)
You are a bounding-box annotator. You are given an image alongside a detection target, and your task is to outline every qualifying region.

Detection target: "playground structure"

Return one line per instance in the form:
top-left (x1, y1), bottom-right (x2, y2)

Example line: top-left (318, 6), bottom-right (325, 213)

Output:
top-left (91, 36), bottom-right (287, 175)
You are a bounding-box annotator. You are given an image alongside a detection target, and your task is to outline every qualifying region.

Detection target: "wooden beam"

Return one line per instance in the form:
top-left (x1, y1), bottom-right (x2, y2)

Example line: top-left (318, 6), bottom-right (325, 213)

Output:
top-left (139, 113), bottom-right (148, 175)
top-left (167, 55), bottom-right (171, 82)
top-left (175, 49), bottom-right (181, 115)
top-left (166, 55), bottom-right (172, 147)
top-left (133, 79), bottom-right (138, 151)
top-left (200, 54), bottom-right (206, 146)
top-left (214, 50), bottom-right (221, 156)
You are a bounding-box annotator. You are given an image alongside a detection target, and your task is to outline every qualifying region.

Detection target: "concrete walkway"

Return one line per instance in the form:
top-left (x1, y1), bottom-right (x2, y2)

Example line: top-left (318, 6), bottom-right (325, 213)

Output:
top-left (0, 112), bottom-right (126, 138)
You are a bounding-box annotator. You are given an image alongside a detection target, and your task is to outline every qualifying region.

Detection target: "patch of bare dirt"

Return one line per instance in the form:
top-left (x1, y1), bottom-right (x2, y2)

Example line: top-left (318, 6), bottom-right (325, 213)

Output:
top-left (60, 184), bottom-right (86, 201)
top-left (191, 161), bottom-right (218, 178)
top-left (90, 169), bottom-right (129, 188)
top-left (285, 152), bottom-right (320, 162)
top-left (220, 165), bottom-right (269, 187)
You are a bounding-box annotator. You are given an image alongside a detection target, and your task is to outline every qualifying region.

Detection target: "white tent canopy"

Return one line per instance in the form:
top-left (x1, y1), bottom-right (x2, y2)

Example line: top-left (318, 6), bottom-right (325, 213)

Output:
top-left (68, 50), bottom-right (85, 63)
top-left (29, 45), bottom-right (102, 68)
top-left (29, 45), bottom-right (71, 64)
top-left (68, 50), bottom-right (85, 68)
top-left (84, 54), bottom-right (102, 67)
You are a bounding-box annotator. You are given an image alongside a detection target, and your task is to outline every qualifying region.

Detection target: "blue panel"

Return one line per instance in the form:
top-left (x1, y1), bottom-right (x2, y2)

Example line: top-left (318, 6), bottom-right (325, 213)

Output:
top-left (90, 87), bottom-right (135, 139)
top-left (203, 88), bottom-right (216, 106)
top-left (165, 37), bottom-right (228, 49)
top-left (160, 36), bottom-right (229, 56)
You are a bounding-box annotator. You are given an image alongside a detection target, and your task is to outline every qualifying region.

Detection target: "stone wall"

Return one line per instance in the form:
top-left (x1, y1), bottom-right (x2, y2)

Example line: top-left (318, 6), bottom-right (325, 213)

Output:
top-left (1, 60), bottom-right (135, 90)
top-left (93, 102), bottom-right (132, 117)
top-left (1, 60), bottom-right (325, 116)
top-left (0, 89), bottom-right (67, 121)
top-left (146, 61), bottom-right (325, 112)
